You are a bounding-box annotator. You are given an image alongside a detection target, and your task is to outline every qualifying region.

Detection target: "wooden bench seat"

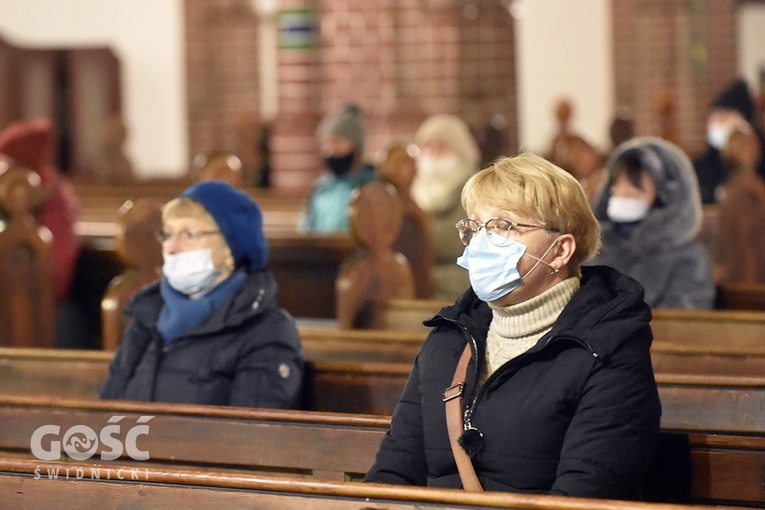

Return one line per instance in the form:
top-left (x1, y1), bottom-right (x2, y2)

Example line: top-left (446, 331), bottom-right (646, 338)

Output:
top-left (1, 458), bottom-right (747, 510)
top-left (0, 395), bottom-right (761, 507)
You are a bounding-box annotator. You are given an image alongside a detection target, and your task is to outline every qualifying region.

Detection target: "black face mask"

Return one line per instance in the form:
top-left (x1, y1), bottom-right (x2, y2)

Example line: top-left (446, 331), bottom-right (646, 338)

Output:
top-left (324, 153), bottom-right (355, 177)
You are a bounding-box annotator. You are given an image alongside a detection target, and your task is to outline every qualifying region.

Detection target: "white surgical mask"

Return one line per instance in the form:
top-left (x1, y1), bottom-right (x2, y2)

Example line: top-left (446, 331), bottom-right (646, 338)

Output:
top-left (456, 230), bottom-right (558, 302)
top-left (606, 196), bottom-right (650, 223)
top-left (162, 248), bottom-right (221, 296)
top-left (707, 125), bottom-right (731, 150)
top-left (412, 155), bottom-right (471, 213)
top-left (415, 154), bottom-right (461, 179)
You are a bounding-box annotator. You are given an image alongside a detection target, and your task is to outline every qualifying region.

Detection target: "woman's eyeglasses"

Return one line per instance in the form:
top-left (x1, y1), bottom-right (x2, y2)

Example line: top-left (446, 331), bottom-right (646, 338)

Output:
top-left (455, 218), bottom-right (548, 247)
top-left (155, 229), bottom-right (221, 243)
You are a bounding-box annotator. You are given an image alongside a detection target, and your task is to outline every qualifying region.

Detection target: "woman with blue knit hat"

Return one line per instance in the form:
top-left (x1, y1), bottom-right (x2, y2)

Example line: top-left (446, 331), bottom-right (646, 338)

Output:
top-left (300, 103), bottom-right (377, 233)
top-left (100, 181), bottom-right (304, 408)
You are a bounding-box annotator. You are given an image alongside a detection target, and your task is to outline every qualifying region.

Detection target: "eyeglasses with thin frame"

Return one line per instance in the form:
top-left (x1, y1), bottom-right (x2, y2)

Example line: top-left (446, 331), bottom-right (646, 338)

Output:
top-left (155, 229), bottom-right (221, 244)
top-left (455, 218), bottom-right (549, 247)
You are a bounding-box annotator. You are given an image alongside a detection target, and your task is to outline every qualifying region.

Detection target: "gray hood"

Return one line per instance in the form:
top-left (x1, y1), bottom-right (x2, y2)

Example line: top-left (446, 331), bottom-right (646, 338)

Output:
top-left (593, 137), bottom-right (702, 248)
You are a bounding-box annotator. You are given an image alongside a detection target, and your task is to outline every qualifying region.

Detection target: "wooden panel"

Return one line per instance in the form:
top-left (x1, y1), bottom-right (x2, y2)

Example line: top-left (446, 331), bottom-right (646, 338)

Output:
top-left (66, 49), bottom-right (121, 177)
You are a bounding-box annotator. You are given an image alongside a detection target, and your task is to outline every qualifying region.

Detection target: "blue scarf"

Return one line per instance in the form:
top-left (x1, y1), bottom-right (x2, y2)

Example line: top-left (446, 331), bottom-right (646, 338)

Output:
top-left (157, 268), bottom-right (247, 344)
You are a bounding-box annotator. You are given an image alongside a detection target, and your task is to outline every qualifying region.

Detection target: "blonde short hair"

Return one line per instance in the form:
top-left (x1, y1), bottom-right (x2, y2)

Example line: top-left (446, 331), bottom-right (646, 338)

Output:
top-left (461, 153), bottom-right (601, 270)
top-left (162, 197), bottom-right (218, 227)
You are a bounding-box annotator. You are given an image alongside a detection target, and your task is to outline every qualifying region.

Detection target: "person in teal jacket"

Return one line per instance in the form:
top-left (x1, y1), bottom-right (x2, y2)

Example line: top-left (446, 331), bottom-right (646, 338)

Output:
top-left (301, 103), bottom-right (376, 233)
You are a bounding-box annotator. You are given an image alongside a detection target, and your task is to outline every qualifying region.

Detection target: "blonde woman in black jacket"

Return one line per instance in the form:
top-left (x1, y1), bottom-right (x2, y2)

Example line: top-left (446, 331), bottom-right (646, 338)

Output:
top-left (365, 153), bottom-right (661, 500)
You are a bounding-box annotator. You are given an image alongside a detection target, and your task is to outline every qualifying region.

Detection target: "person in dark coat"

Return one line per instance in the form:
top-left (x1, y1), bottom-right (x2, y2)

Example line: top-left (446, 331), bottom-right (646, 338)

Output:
top-left (100, 181), bottom-right (304, 408)
top-left (694, 78), bottom-right (765, 204)
top-left (365, 153), bottom-right (662, 500)
top-left (589, 137), bottom-right (716, 309)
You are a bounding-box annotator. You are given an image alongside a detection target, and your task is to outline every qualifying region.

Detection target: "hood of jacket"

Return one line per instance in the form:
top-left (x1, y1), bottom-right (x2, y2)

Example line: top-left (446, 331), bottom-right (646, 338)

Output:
top-left (125, 268), bottom-right (279, 338)
top-left (426, 265), bottom-right (651, 363)
top-left (593, 137), bottom-right (702, 249)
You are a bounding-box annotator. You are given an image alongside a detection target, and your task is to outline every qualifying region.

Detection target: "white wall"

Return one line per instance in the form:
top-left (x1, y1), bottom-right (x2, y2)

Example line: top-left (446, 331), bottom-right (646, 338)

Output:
top-left (737, 3), bottom-right (765, 97)
top-left (514, 0), bottom-right (613, 153)
top-left (0, 0), bottom-right (187, 178)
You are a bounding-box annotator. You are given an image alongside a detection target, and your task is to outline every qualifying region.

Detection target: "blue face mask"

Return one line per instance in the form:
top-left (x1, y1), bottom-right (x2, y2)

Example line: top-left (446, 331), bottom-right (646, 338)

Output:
top-left (456, 230), bottom-right (558, 302)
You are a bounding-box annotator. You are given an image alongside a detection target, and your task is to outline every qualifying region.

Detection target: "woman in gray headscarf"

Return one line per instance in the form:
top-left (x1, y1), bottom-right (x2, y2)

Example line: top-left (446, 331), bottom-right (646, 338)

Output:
top-left (589, 137), bottom-right (715, 309)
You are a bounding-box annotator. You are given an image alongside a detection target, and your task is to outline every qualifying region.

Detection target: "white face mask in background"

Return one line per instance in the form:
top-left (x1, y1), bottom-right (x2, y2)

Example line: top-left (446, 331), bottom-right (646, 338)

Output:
top-left (162, 248), bottom-right (221, 296)
top-left (415, 154), bottom-right (461, 179)
top-left (606, 196), bottom-right (651, 223)
top-left (706, 125), bottom-right (732, 150)
top-left (412, 155), bottom-right (471, 213)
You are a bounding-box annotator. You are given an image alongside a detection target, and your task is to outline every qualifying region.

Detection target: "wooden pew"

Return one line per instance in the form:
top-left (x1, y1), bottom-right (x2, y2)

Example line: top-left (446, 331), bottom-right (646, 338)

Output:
top-left (378, 144), bottom-right (436, 299)
top-left (0, 395), bottom-right (761, 507)
top-left (0, 163), bottom-right (56, 347)
top-left (73, 180), bottom-right (307, 235)
top-left (76, 229), bottom-right (355, 336)
top-left (358, 297), bottom-right (450, 332)
top-left (359, 298), bottom-right (765, 348)
top-left (308, 325), bottom-right (765, 376)
top-left (335, 181), bottom-right (416, 329)
top-left (1, 458), bottom-right (745, 510)
top-left (650, 308), bottom-right (765, 350)
top-left (305, 328), bottom-right (765, 377)
top-left (0, 394), bottom-right (384, 480)
top-left (0, 346), bottom-right (764, 432)
top-left (100, 198), bottom-right (163, 351)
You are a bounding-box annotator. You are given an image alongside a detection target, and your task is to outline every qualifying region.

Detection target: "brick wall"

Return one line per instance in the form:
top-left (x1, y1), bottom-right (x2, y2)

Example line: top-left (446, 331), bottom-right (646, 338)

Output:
top-left (185, 0), bottom-right (742, 189)
top-left (612, 0), bottom-right (739, 158)
top-left (185, 0), bottom-right (516, 190)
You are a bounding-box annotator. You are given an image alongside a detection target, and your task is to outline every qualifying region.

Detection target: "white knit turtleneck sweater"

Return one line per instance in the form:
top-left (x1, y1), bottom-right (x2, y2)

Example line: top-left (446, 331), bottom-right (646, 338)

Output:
top-left (479, 277), bottom-right (581, 386)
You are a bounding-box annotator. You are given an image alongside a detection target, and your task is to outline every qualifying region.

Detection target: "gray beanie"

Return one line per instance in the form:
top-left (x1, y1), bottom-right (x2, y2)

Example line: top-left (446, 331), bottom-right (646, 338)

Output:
top-left (317, 103), bottom-right (365, 149)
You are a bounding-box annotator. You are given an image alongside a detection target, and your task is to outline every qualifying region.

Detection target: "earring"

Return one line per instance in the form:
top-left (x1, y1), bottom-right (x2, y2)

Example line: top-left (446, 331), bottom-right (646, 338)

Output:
top-left (550, 266), bottom-right (560, 275)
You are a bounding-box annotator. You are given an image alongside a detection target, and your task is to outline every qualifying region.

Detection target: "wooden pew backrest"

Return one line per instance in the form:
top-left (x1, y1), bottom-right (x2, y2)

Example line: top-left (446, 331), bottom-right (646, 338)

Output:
top-left (0, 164), bottom-right (55, 347)
top-left (1, 347), bottom-right (764, 432)
top-left (336, 182), bottom-right (416, 329)
top-left (100, 198), bottom-right (163, 350)
top-left (651, 308), bottom-right (765, 350)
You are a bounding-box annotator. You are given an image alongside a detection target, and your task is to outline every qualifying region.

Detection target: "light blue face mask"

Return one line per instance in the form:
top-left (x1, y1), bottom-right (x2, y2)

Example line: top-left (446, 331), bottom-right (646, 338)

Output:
top-left (456, 229), bottom-right (558, 302)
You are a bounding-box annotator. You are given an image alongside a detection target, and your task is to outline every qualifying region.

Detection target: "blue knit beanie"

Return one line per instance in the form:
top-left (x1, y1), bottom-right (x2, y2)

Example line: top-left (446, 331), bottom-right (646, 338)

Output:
top-left (180, 181), bottom-right (268, 270)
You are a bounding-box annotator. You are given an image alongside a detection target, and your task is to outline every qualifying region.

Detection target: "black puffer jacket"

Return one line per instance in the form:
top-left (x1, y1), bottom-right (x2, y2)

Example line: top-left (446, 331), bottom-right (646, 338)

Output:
top-left (365, 266), bottom-right (661, 500)
top-left (100, 269), bottom-right (304, 409)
